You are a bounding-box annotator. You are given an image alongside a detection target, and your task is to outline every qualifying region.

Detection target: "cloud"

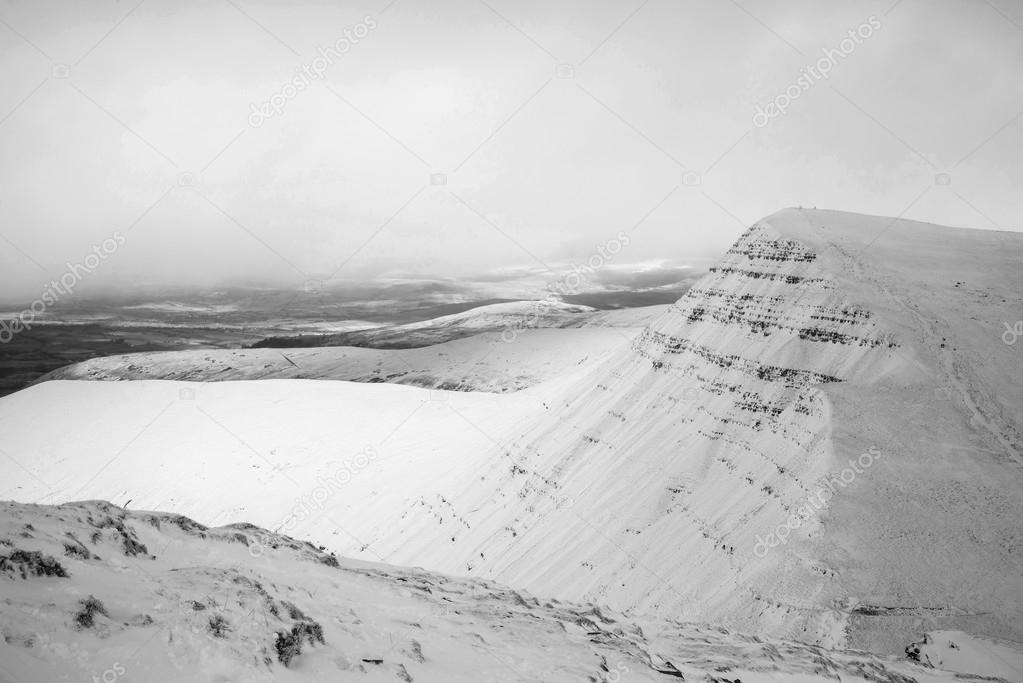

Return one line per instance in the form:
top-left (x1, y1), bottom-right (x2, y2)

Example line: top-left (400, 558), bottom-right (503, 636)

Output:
top-left (0, 0), bottom-right (1019, 299)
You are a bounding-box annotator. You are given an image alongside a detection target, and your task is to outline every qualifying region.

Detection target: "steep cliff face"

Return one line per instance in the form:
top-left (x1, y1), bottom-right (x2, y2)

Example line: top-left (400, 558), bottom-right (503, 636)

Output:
top-left (3, 209), bottom-right (1020, 657)
top-left (374, 209), bottom-right (1023, 652)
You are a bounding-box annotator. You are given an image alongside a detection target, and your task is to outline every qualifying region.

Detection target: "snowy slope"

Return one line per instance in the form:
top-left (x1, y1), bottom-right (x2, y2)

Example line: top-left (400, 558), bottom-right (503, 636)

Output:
top-left (35, 328), bottom-right (640, 393)
top-left (379, 208), bottom-right (1022, 652)
top-left (0, 378), bottom-right (545, 532)
top-left (2, 209), bottom-right (1021, 659)
top-left (0, 500), bottom-right (1000, 683)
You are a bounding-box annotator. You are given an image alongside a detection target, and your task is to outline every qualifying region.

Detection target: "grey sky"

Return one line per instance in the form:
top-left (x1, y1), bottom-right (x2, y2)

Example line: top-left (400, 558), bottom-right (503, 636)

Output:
top-left (0, 0), bottom-right (1021, 300)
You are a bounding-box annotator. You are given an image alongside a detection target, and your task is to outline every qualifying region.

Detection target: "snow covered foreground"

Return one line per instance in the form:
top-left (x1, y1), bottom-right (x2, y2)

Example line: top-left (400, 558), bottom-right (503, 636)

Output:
top-left (2, 208), bottom-right (1023, 664)
top-left (0, 500), bottom-right (1008, 683)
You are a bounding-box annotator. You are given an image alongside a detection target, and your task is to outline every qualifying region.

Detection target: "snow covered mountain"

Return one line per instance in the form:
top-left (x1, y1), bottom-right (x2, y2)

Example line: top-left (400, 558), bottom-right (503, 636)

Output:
top-left (1, 500), bottom-right (1014, 682)
top-left (371, 208), bottom-right (1023, 652)
top-left (2, 208), bottom-right (1021, 667)
top-left (34, 307), bottom-right (664, 392)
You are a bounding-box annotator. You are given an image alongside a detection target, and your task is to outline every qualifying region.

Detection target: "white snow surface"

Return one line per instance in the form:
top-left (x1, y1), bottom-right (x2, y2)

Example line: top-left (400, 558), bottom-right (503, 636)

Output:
top-left (2, 209), bottom-right (1022, 665)
top-left (37, 327), bottom-right (641, 393)
top-left (0, 500), bottom-right (1004, 683)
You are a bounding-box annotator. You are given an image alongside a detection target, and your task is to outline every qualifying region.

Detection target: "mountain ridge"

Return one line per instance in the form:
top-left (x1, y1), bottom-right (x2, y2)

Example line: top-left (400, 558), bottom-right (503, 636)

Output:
top-left (2, 208), bottom-right (1021, 659)
top-left (365, 208), bottom-right (1023, 651)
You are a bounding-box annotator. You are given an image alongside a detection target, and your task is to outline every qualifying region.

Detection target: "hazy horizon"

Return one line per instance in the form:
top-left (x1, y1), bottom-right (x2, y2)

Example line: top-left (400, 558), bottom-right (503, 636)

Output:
top-left (0, 255), bottom-right (706, 307)
top-left (1, 0), bottom-right (1022, 301)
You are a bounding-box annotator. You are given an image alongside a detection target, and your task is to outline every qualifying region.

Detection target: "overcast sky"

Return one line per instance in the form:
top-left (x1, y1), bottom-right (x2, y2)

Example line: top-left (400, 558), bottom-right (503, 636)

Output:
top-left (0, 0), bottom-right (1021, 300)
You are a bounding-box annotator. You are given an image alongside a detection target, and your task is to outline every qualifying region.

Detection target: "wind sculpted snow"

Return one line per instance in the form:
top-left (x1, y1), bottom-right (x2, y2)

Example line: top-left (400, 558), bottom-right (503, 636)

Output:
top-left (2, 209), bottom-right (1021, 662)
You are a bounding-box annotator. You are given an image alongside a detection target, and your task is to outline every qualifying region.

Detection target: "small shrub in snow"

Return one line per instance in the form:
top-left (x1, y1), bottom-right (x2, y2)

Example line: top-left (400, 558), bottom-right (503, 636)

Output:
top-left (208, 614), bottom-right (231, 638)
top-left (273, 620), bottom-right (325, 667)
top-left (63, 540), bottom-right (96, 560)
top-left (73, 595), bottom-right (108, 629)
top-left (297, 620), bottom-right (325, 645)
top-left (0, 549), bottom-right (69, 579)
top-left (274, 629), bottom-right (303, 666)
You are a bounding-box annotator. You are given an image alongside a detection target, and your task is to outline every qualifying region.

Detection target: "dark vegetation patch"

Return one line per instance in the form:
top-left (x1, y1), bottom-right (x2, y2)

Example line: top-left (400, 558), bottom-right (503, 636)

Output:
top-left (0, 549), bottom-right (69, 579)
top-left (273, 620), bottom-right (325, 667)
top-left (280, 600), bottom-right (307, 621)
top-left (87, 514), bottom-right (149, 557)
top-left (63, 533), bottom-right (99, 560)
top-left (226, 532), bottom-right (249, 546)
top-left (170, 515), bottom-right (208, 537)
top-left (208, 614), bottom-right (231, 638)
top-left (73, 595), bottom-right (108, 629)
